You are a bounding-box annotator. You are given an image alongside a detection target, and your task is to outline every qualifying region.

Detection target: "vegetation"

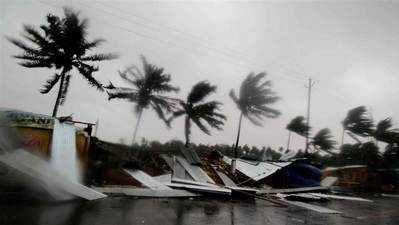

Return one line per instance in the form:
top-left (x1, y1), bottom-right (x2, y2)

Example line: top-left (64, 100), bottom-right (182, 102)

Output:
top-left (105, 55), bottom-right (179, 144)
top-left (168, 81), bottom-right (226, 147)
top-left (8, 7), bottom-right (117, 117)
top-left (286, 116), bottom-right (310, 151)
top-left (230, 72), bottom-right (281, 158)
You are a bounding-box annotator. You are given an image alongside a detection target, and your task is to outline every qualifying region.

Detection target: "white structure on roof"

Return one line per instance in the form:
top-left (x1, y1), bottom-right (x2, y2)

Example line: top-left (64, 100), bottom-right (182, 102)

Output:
top-left (223, 156), bottom-right (291, 181)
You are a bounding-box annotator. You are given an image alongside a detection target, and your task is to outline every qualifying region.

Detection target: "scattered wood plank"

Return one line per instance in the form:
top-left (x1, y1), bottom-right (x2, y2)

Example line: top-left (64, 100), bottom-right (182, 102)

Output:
top-left (123, 169), bottom-right (172, 191)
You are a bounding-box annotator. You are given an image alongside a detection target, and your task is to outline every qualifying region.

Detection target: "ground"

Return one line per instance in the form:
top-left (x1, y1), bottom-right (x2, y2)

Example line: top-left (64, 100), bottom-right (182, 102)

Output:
top-left (0, 195), bottom-right (398, 225)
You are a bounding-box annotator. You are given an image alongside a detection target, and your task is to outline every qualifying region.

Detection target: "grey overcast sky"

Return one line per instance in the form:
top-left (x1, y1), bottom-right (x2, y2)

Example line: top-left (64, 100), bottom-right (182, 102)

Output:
top-left (1, 0), bottom-right (399, 150)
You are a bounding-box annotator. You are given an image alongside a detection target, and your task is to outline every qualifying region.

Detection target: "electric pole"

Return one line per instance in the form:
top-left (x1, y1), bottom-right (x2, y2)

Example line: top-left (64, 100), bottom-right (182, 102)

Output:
top-left (305, 78), bottom-right (315, 154)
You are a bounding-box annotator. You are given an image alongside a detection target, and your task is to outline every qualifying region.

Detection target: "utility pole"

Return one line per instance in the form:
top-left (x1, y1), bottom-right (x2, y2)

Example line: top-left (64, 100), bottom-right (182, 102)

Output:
top-left (305, 78), bottom-right (315, 154)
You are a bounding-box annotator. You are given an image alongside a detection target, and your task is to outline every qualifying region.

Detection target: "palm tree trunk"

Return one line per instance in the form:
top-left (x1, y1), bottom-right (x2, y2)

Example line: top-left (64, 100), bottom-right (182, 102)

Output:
top-left (232, 113), bottom-right (243, 174)
top-left (184, 116), bottom-right (190, 147)
top-left (51, 70), bottom-right (66, 117)
top-left (286, 131), bottom-right (292, 151)
top-left (131, 108), bottom-right (143, 145)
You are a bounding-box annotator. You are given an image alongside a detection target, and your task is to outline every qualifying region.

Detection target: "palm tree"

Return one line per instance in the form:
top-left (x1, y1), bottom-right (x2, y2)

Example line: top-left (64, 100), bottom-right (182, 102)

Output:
top-left (105, 55), bottom-right (179, 144)
top-left (229, 72), bottom-right (280, 161)
top-left (8, 8), bottom-right (117, 117)
top-left (374, 118), bottom-right (399, 144)
top-left (286, 116), bottom-right (310, 151)
top-left (168, 81), bottom-right (226, 147)
top-left (342, 106), bottom-right (374, 138)
top-left (311, 128), bottom-right (336, 155)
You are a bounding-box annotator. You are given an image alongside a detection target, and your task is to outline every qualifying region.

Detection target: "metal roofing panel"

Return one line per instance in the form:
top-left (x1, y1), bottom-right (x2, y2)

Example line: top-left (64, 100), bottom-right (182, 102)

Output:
top-left (223, 156), bottom-right (291, 181)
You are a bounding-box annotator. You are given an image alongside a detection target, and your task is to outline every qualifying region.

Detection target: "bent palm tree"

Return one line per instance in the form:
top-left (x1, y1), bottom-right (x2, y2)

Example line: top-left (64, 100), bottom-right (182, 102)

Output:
top-left (230, 72), bottom-right (280, 160)
top-left (343, 106), bottom-right (374, 137)
top-left (374, 118), bottom-right (399, 144)
top-left (311, 128), bottom-right (336, 155)
top-left (286, 116), bottom-right (310, 151)
top-left (168, 81), bottom-right (226, 147)
top-left (106, 55), bottom-right (179, 144)
top-left (8, 8), bottom-right (117, 117)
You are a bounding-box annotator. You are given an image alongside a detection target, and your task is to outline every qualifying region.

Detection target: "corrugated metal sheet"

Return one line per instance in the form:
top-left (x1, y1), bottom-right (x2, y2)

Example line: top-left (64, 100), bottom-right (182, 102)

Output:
top-left (124, 169), bottom-right (172, 190)
top-left (223, 156), bottom-right (291, 181)
top-left (179, 146), bottom-right (202, 165)
top-left (176, 156), bottom-right (215, 184)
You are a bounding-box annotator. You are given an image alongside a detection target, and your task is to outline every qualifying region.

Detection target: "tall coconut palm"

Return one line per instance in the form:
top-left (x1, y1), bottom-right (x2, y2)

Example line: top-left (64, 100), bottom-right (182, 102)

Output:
top-left (168, 81), bottom-right (226, 147)
top-left (106, 55), bottom-right (179, 144)
top-left (229, 72), bottom-right (281, 160)
top-left (8, 8), bottom-right (117, 117)
top-left (286, 116), bottom-right (310, 151)
top-left (311, 128), bottom-right (336, 155)
top-left (342, 106), bottom-right (374, 137)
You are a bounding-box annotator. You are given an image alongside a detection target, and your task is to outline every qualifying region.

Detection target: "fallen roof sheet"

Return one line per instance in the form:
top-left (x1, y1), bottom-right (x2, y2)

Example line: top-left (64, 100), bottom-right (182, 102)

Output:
top-left (0, 149), bottom-right (106, 201)
top-left (223, 156), bottom-right (291, 181)
top-left (216, 171), bottom-right (237, 187)
top-left (179, 146), bottom-right (202, 165)
top-left (171, 177), bottom-right (218, 187)
top-left (175, 156), bottom-right (215, 184)
top-left (152, 173), bottom-right (172, 183)
top-left (308, 193), bottom-right (373, 202)
top-left (257, 186), bottom-right (328, 194)
top-left (93, 187), bottom-right (198, 197)
top-left (166, 183), bottom-right (231, 195)
top-left (124, 169), bottom-right (172, 191)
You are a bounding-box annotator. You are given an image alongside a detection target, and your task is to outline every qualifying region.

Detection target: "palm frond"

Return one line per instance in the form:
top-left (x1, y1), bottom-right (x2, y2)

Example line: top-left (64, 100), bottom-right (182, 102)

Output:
top-left (80, 53), bottom-right (118, 61)
top-left (82, 38), bottom-right (105, 50)
top-left (107, 88), bottom-right (138, 101)
top-left (343, 106), bottom-right (374, 137)
top-left (287, 116), bottom-right (310, 137)
top-left (18, 60), bottom-right (52, 68)
top-left (73, 62), bottom-right (103, 91)
top-left (191, 117), bottom-right (211, 135)
top-left (232, 72), bottom-right (280, 126)
top-left (7, 37), bottom-right (47, 57)
top-left (187, 81), bottom-right (217, 104)
top-left (40, 73), bottom-right (61, 94)
top-left (375, 118), bottom-right (399, 144)
top-left (312, 128), bottom-right (336, 151)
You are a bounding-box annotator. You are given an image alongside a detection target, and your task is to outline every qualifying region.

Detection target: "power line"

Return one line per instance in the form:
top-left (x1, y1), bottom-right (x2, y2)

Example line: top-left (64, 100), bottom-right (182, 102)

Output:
top-left (78, 1), bottom-right (306, 82)
top-left (96, 1), bottom-right (308, 79)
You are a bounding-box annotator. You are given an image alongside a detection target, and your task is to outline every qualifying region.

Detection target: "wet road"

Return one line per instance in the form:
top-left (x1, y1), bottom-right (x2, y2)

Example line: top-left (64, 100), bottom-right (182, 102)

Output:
top-left (0, 195), bottom-right (398, 225)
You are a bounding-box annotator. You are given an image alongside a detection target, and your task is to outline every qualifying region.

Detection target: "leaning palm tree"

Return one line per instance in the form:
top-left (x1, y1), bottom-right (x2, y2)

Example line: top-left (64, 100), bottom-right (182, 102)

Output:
top-left (106, 55), bottom-right (179, 144)
top-left (374, 118), bottom-right (399, 144)
top-left (311, 128), bottom-right (336, 155)
top-left (342, 106), bottom-right (374, 137)
top-left (8, 7), bottom-right (117, 117)
top-left (229, 72), bottom-right (281, 160)
top-left (168, 81), bottom-right (226, 147)
top-left (286, 116), bottom-right (310, 151)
